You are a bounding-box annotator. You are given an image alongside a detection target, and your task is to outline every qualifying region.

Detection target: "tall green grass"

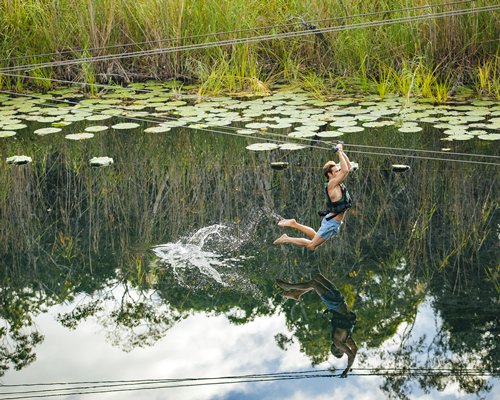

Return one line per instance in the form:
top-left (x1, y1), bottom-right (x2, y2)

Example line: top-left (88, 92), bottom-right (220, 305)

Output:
top-left (0, 0), bottom-right (499, 99)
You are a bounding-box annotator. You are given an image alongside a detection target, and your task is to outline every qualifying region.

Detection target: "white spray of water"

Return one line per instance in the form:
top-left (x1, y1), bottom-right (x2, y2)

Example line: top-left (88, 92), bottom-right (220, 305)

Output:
top-left (153, 224), bottom-right (232, 286)
top-left (152, 208), bottom-right (282, 288)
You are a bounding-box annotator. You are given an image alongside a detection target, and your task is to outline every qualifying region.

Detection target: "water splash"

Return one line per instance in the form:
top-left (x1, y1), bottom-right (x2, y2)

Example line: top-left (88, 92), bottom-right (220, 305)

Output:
top-left (152, 208), bottom-right (282, 289)
top-left (262, 206), bottom-right (284, 224)
top-left (153, 224), bottom-right (233, 286)
top-left (153, 224), bottom-right (252, 286)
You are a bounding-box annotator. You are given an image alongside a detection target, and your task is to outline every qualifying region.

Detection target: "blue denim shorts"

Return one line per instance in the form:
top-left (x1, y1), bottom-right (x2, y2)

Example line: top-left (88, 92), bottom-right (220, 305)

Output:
top-left (317, 216), bottom-right (342, 240)
top-left (321, 287), bottom-right (345, 312)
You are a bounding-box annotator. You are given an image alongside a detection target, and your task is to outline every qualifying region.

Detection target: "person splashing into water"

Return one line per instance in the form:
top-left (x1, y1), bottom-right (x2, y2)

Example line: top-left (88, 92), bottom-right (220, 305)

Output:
top-left (276, 273), bottom-right (357, 377)
top-left (273, 143), bottom-right (352, 251)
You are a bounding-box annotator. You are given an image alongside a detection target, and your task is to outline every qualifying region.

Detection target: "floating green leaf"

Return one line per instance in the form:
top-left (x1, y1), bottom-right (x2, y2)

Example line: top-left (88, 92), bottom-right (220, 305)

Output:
top-left (279, 143), bottom-right (306, 150)
top-left (478, 134), bottom-right (500, 140)
top-left (246, 143), bottom-right (279, 151)
top-left (398, 126), bottom-right (423, 133)
top-left (85, 126), bottom-right (109, 133)
top-left (34, 127), bottom-right (62, 136)
top-left (144, 126), bottom-right (172, 133)
top-left (65, 133), bottom-right (94, 140)
top-left (112, 122), bottom-right (140, 130)
top-left (339, 126), bottom-right (364, 133)
top-left (86, 114), bottom-right (113, 121)
top-left (6, 155), bottom-right (32, 165)
top-left (3, 123), bottom-right (27, 130)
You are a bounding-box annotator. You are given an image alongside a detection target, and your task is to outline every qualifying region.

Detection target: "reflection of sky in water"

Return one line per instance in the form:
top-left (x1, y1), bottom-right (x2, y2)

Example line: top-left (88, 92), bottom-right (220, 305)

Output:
top-left (2, 298), bottom-right (498, 399)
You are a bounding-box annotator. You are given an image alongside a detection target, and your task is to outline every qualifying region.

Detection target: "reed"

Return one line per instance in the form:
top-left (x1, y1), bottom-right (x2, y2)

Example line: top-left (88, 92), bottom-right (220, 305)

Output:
top-left (0, 0), bottom-right (498, 99)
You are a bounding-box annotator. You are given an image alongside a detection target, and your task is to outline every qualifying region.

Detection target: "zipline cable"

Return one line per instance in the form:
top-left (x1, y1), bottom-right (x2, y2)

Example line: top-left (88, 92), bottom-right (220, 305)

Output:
top-left (3, 4), bottom-right (496, 72)
top-left (1, 367), bottom-right (493, 390)
top-left (0, 370), bottom-right (496, 400)
top-left (1, 367), bottom-right (493, 389)
top-left (0, 371), bottom-right (337, 396)
top-left (2, 0), bottom-right (475, 63)
top-left (1, 89), bottom-right (499, 167)
top-left (1, 5), bottom-right (498, 73)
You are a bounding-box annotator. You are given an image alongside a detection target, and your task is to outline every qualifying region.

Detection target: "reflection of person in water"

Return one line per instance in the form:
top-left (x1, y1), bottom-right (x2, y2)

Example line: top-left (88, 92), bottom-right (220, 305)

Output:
top-left (273, 143), bottom-right (352, 251)
top-left (276, 274), bottom-right (357, 377)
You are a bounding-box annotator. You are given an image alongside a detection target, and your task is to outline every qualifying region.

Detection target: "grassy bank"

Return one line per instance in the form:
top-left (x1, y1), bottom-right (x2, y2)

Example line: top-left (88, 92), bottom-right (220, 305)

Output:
top-left (0, 0), bottom-right (499, 100)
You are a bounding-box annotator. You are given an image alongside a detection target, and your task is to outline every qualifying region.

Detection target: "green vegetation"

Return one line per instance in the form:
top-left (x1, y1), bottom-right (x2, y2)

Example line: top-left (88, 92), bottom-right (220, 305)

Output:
top-left (0, 0), bottom-right (499, 100)
top-left (0, 118), bottom-right (497, 398)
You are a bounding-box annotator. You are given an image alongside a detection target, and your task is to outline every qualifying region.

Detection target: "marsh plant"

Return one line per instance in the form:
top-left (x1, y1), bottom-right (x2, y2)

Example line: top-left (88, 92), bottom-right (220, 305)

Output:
top-left (0, 0), bottom-right (499, 99)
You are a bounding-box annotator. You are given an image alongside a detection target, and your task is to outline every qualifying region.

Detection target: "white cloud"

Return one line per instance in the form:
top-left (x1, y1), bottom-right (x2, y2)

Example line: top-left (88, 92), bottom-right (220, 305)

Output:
top-left (2, 299), bottom-right (499, 400)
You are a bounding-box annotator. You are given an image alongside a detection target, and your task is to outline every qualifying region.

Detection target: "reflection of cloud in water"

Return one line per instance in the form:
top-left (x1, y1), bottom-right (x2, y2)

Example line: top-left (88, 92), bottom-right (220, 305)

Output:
top-left (152, 224), bottom-right (253, 288)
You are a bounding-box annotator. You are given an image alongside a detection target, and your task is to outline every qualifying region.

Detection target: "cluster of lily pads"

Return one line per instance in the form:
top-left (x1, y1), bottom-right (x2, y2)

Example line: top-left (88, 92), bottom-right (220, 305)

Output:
top-left (0, 83), bottom-right (499, 160)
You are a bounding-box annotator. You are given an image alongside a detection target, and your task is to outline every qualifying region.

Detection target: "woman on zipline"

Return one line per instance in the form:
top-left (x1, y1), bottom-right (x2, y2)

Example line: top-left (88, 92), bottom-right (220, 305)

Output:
top-left (273, 143), bottom-right (352, 251)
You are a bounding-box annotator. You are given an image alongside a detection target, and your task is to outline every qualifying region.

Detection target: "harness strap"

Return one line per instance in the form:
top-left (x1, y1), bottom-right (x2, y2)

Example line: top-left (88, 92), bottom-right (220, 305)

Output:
top-left (325, 212), bottom-right (339, 221)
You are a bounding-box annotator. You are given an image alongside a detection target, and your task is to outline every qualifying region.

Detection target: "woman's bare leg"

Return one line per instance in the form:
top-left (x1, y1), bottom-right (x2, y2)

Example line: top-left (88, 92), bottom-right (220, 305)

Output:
top-left (277, 219), bottom-right (316, 239)
top-left (276, 278), bottom-right (327, 296)
top-left (273, 233), bottom-right (325, 251)
top-left (281, 288), bottom-right (312, 301)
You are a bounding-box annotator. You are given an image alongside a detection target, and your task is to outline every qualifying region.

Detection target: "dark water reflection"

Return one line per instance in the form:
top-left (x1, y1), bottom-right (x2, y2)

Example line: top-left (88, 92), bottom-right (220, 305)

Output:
top-left (0, 119), bottom-right (498, 398)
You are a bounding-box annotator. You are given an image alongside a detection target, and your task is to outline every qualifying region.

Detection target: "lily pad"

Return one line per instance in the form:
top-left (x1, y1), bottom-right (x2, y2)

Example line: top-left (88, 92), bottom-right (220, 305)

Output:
top-left (246, 143), bottom-right (279, 151)
top-left (89, 156), bottom-right (114, 167)
top-left (270, 162), bottom-right (289, 170)
top-left (112, 122), bottom-right (140, 130)
top-left (478, 133), bottom-right (500, 140)
top-left (279, 143), bottom-right (306, 151)
top-left (294, 125), bottom-right (320, 132)
top-left (65, 133), bottom-right (94, 140)
top-left (316, 131), bottom-right (344, 138)
top-left (330, 119), bottom-right (357, 128)
top-left (101, 109), bottom-right (123, 115)
top-left (245, 122), bottom-right (270, 129)
top-left (338, 126), bottom-right (364, 133)
top-left (237, 129), bottom-right (257, 135)
top-left (288, 131), bottom-right (317, 138)
top-left (6, 155), bottom-right (32, 165)
top-left (398, 126), bottom-right (423, 133)
top-left (0, 131), bottom-right (16, 138)
top-left (64, 115), bottom-right (87, 122)
top-left (86, 114), bottom-right (113, 121)
top-left (468, 130), bottom-right (487, 136)
top-left (447, 134), bottom-right (474, 141)
top-left (3, 123), bottom-right (27, 130)
top-left (34, 127), bottom-right (62, 136)
top-left (34, 116), bottom-right (62, 123)
top-left (52, 121), bottom-right (73, 127)
top-left (85, 126), bottom-right (109, 133)
top-left (144, 126), bottom-right (172, 133)
top-left (392, 164), bottom-right (411, 172)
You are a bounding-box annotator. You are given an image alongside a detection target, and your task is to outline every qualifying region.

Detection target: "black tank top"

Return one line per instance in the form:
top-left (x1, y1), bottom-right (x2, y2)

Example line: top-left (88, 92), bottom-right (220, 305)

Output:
top-left (325, 183), bottom-right (352, 214)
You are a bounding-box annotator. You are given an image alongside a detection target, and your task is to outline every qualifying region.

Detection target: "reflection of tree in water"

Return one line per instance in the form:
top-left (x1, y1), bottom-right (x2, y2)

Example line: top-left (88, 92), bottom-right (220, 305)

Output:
top-left (0, 287), bottom-right (44, 376)
top-left (0, 126), bottom-right (498, 398)
top-left (56, 287), bottom-right (183, 352)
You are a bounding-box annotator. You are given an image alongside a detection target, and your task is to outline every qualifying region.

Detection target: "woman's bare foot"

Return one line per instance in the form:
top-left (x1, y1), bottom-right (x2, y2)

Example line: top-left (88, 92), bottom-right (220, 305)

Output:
top-left (273, 234), bottom-right (289, 245)
top-left (277, 218), bottom-right (296, 227)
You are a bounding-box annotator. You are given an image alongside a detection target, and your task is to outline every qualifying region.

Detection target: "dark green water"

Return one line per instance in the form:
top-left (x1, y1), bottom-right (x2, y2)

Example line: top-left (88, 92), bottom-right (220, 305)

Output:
top-left (0, 92), bottom-right (498, 399)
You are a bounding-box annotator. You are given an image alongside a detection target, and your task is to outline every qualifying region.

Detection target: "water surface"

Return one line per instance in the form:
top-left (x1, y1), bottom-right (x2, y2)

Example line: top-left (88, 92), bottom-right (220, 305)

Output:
top-left (0, 88), bottom-right (498, 399)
